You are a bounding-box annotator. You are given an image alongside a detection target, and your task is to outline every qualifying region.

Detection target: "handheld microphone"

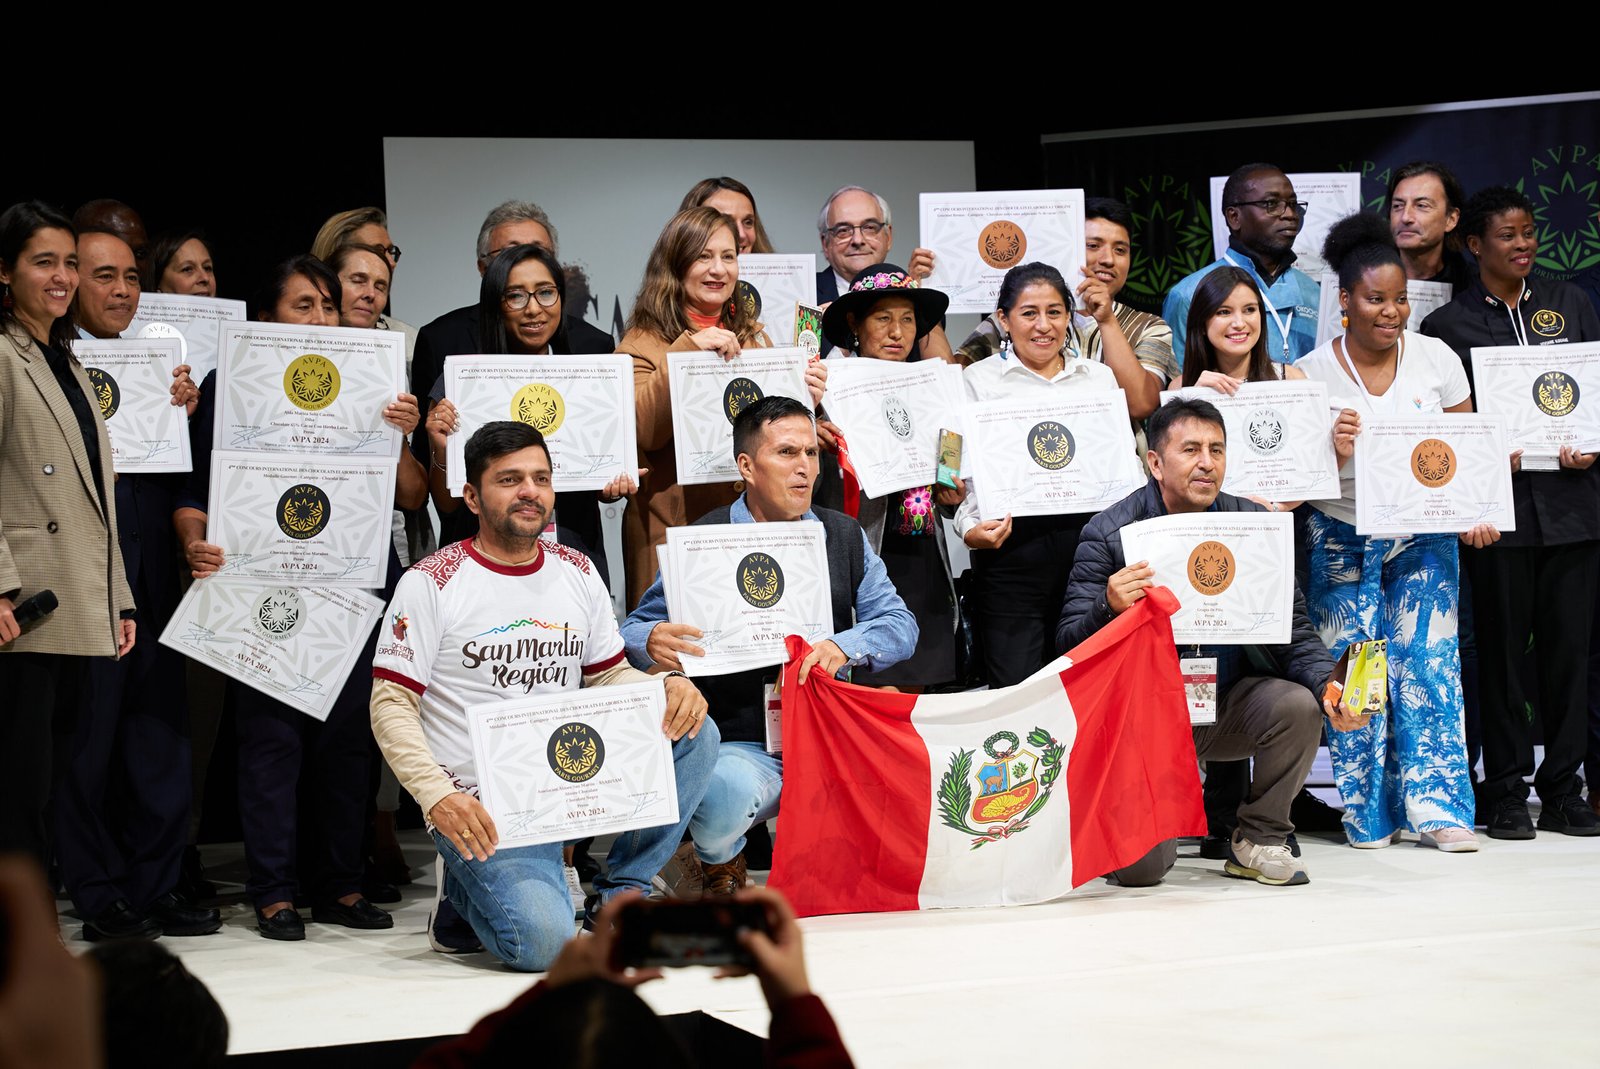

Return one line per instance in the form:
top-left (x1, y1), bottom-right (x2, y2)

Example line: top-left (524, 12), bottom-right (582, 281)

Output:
top-left (11, 590), bottom-right (58, 628)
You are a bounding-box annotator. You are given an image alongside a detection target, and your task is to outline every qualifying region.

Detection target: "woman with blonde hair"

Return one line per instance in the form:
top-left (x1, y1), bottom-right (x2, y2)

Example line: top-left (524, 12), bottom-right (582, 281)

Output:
top-left (619, 205), bottom-right (824, 604)
top-left (678, 177), bottom-right (775, 255)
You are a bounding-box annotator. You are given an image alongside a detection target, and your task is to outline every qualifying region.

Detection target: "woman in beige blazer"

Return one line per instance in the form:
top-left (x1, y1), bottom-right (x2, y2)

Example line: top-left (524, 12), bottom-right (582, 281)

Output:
top-left (0, 200), bottom-right (134, 863)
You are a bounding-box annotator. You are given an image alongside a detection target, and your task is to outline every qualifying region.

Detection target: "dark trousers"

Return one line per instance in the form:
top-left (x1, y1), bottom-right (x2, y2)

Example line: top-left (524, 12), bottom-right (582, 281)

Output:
top-left (52, 637), bottom-right (191, 917)
top-left (1588, 590), bottom-right (1600, 794)
top-left (0, 652), bottom-right (76, 866)
top-left (975, 515), bottom-right (1087, 688)
top-left (234, 626), bottom-right (379, 909)
top-left (1466, 541), bottom-right (1600, 805)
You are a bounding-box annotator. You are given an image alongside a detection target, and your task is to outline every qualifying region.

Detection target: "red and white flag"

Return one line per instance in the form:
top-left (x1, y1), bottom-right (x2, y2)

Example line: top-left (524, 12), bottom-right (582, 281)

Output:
top-left (769, 587), bottom-right (1206, 917)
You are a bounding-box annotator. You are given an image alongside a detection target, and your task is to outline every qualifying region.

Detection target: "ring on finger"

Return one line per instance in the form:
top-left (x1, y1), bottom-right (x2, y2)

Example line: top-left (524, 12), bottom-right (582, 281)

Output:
top-left (461, 829), bottom-right (475, 840)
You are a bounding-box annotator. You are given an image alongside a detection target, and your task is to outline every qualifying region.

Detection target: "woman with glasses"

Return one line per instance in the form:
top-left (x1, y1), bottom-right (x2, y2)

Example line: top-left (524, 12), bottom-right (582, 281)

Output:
top-left (311, 207), bottom-right (415, 364)
top-left (423, 244), bottom-right (630, 579)
top-left (620, 205), bottom-right (826, 606)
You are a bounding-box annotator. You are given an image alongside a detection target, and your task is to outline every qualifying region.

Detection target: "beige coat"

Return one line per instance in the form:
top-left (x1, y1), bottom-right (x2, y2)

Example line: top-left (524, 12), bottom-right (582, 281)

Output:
top-left (0, 330), bottom-right (133, 656)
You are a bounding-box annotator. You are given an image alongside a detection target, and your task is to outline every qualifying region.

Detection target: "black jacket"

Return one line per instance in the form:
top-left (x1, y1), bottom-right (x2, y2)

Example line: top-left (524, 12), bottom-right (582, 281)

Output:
top-left (1055, 479), bottom-right (1332, 703)
top-left (1420, 276), bottom-right (1600, 547)
top-left (410, 304), bottom-right (615, 407)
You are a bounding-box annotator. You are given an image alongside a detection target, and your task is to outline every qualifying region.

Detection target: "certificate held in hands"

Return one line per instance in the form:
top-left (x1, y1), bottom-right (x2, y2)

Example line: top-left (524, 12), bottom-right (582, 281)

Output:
top-left (159, 579), bottom-right (383, 721)
top-left (965, 390), bottom-right (1144, 519)
top-left (1119, 512), bottom-right (1295, 644)
top-left (208, 451), bottom-right (397, 587)
top-left (819, 359), bottom-right (966, 498)
top-left (75, 338), bottom-right (192, 473)
top-left (1470, 343), bottom-right (1600, 466)
top-left (667, 348), bottom-right (813, 485)
top-left (660, 523), bottom-right (831, 676)
top-left (920, 190), bottom-right (1086, 314)
top-left (443, 355), bottom-right (637, 495)
top-left (215, 322), bottom-right (405, 456)
top-left (1354, 415), bottom-right (1515, 536)
top-left (127, 291), bottom-right (248, 383)
top-left (1160, 381), bottom-right (1340, 501)
top-left (736, 255), bottom-right (816, 347)
top-left (468, 680), bottom-right (679, 848)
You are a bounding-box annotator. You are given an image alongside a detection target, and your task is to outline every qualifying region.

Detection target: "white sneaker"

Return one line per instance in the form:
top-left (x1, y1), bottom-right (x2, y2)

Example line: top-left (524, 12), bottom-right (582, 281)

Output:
top-left (650, 841), bottom-right (705, 899)
top-left (1420, 827), bottom-right (1479, 853)
top-left (1350, 830), bottom-right (1403, 849)
top-left (1224, 834), bottom-right (1309, 886)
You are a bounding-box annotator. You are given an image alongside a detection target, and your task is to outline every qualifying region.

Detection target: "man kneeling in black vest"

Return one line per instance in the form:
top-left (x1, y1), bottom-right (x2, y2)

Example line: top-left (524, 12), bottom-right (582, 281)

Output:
top-left (622, 395), bottom-right (918, 896)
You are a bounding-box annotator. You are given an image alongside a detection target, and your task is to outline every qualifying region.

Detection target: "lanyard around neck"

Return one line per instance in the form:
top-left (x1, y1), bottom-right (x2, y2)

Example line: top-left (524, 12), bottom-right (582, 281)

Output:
top-left (1223, 251), bottom-right (1292, 360)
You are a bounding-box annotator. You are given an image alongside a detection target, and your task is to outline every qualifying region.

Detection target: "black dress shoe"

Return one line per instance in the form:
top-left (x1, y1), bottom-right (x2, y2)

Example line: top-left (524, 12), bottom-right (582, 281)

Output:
top-left (82, 899), bottom-right (162, 942)
top-left (147, 892), bottom-right (222, 937)
top-left (256, 907), bottom-right (306, 941)
top-left (178, 846), bottom-right (219, 902)
top-left (360, 874), bottom-right (402, 904)
top-left (312, 897), bottom-right (394, 930)
top-left (1290, 788), bottom-right (1347, 834)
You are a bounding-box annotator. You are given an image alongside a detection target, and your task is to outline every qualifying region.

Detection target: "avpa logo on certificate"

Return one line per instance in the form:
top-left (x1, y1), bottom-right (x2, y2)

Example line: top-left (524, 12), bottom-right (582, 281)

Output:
top-left (1028, 421), bottom-right (1075, 471)
top-left (1187, 540), bottom-right (1237, 597)
top-left (723, 376), bottom-right (763, 423)
top-left (1410, 438), bottom-right (1457, 489)
top-left (547, 722), bottom-right (605, 784)
top-left (283, 354), bottom-right (340, 411)
top-left (84, 367), bottom-right (121, 418)
top-left (1533, 370), bottom-right (1579, 417)
top-left (511, 382), bottom-right (566, 434)
top-left (737, 553), bottom-right (784, 609)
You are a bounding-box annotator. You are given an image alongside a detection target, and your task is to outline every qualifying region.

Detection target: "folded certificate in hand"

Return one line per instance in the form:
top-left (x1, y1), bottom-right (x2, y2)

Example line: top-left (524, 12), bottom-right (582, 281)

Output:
top-left (1354, 416), bottom-right (1515, 536)
top-left (1119, 512), bottom-right (1294, 645)
top-left (468, 680), bottom-right (678, 849)
top-left (1470, 343), bottom-right (1600, 462)
top-left (75, 338), bottom-right (192, 473)
top-left (1160, 381), bottom-right (1340, 501)
top-left (921, 190), bottom-right (1085, 313)
top-left (668, 348), bottom-right (813, 485)
top-left (965, 390), bottom-right (1144, 519)
top-left (737, 255), bottom-right (816, 347)
top-left (444, 355), bottom-right (637, 495)
top-left (127, 292), bottom-right (248, 382)
top-left (216, 323), bottom-right (405, 457)
top-left (662, 522), bottom-right (831, 676)
top-left (820, 359), bottom-right (966, 498)
top-left (160, 580), bottom-right (383, 721)
top-left (208, 451), bottom-right (397, 587)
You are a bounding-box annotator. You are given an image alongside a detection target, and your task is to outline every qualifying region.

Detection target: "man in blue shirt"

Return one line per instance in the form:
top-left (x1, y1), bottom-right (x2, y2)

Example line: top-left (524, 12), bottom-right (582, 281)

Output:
top-left (623, 395), bottom-right (917, 896)
top-left (1163, 164), bottom-right (1321, 364)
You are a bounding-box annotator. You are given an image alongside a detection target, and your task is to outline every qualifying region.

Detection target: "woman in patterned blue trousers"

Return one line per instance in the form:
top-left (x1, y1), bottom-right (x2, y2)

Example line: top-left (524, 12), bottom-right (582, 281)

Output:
top-left (1296, 214), bottom-right (1485, 851)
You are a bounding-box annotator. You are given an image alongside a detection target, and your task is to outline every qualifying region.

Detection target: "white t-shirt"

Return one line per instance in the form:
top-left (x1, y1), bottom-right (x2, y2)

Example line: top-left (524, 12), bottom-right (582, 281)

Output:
top-left (371, 538), bottom-right (626, 797)
top-left (1297, 330), bottom-right (1472, 527)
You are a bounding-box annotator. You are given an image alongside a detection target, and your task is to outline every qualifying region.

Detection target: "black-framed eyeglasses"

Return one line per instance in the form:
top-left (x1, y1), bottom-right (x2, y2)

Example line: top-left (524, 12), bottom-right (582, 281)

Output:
top-left (827, 220), bottom-right (886, 244)
top-left (381, 244), bottom-right (402, 263)
top-left (1224, 198), bottom-right (1309, 217)
top-left (502, 287), bottom-right (560, 310)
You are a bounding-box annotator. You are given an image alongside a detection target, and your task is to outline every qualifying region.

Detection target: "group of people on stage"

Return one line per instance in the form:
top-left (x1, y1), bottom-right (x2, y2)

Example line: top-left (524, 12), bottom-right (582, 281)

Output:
top-left (2, 157), bottom-right (1598, 977)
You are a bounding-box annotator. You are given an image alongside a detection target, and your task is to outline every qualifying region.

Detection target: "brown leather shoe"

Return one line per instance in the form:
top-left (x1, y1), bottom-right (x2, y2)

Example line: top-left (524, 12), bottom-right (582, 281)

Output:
top-left (702, 853), bottom-right (748, 898)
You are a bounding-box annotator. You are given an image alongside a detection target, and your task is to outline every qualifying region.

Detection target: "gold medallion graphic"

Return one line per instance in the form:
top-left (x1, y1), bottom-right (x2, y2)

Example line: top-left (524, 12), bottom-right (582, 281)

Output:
top-left (510, 382), bottom-right (567, 434)
top-left (736, 279), bottom-right (762, 322)
top-left (283, 354), bottom-right (341, 411)
top-left (737, 552), bottom-right (784, 608)
top-left (277, 484), bottom-right (332, 540)
top-left (1027, 421), bottom-right (1075, 470)
top-left (1531, 309), bottom-right (1565, 337)
top-left (723, 376), bottom-right (763, 424)
top-left (1411, 438), bottom-right (1456, 489)
top-left (547, 722), bottom-right (605, 783)
top-left (1188, 541), bottom-right (1236, 597)
top-left (978, 220), bottom-right (1027, 269)
top-left (1533, 370), bottom-right (1579, 417)
top-left (84, 367), bottom-right (119, 419)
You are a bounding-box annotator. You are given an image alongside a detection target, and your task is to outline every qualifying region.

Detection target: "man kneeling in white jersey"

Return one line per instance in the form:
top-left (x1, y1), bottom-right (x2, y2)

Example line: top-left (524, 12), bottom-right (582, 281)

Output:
top-left (370, 421), bottom-right (717, 970)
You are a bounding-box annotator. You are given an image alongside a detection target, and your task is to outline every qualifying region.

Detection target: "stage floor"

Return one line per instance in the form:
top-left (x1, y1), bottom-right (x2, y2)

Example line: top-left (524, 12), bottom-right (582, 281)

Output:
top-left (60, 799), bottom-right (1600, 1066)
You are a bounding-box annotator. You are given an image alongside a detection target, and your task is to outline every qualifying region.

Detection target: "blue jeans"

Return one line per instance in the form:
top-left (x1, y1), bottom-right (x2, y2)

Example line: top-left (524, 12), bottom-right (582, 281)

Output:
top-left (434, 718), bottom-right (720, 972)
top-left (691, 741), bottom-right (784, 865)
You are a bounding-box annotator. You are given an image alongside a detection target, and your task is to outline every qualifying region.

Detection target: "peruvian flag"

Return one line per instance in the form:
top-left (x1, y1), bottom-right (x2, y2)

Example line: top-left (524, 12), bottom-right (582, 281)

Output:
top-left (769, 586), bottom-right (1205, 917)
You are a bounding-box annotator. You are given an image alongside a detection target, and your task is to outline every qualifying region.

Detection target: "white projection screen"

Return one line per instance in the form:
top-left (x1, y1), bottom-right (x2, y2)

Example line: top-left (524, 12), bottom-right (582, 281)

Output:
top-left (382, 137), bottom-right (977, 339)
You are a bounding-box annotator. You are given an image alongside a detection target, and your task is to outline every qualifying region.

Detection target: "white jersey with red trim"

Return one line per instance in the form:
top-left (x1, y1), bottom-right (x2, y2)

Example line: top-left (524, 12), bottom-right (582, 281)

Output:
top-left (372, 537), bottom-right (625, 797)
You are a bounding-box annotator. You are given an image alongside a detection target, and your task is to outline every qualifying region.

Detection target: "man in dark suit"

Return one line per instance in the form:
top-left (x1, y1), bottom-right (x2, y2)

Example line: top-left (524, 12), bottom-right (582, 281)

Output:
top-left (813, 185), bottom-right (950, 359)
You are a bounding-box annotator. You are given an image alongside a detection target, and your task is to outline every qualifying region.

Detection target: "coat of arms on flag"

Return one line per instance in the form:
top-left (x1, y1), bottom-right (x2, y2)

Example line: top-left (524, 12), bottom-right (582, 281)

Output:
top-left (938, 729), bottom-right (1063, 848)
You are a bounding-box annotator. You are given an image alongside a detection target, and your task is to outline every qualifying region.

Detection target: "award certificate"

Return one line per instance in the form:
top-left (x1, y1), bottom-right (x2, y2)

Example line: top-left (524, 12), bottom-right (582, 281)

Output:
top-left (1354, 416), bottom-right (1515, 536)
top-left (208, 451), bottom-right (397, 587)
top-left (662, 522), bottom-right (830, 677)
top-left (737, 255), bottom-right (816, 347)
top-left (1159, 381), bottom-right (1340, 501)
top-left (468, 680), bottom-right (678, 848)
top-left (444, 355), bottom-right (637, 495)
top-left (160, 580), bottom-right (382, 721)
top-left (215, 323), bottom-right (404, 456)
top-left (965, 390), bottom-right (1144, 519)
top-left (1119, 512), bottom-right (1295, 645)
top-left (668, 348), bottom-right (813, 485)
top-left (127, 292), bottom-right (248, 382)
top-left (1470, 343), bottom-right (1600, 461)
top-left (75, 338), bottom-right (191, 473)
top-left (921, 189), bottom-right (1085, 313)
top-left (819, 359), bottom-right (966, 497)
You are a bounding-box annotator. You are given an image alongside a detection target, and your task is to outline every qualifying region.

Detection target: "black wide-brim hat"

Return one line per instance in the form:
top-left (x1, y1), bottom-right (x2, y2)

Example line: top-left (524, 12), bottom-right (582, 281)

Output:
top-left (820, 263), bottom-right (950, 352)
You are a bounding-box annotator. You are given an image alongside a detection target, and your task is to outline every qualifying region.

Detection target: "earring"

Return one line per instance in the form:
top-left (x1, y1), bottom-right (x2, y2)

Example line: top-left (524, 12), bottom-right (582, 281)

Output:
top-left (1340, 312), bottom-right (1349, 329)
top-left (1000, 334), bottom-right (1013, 358)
